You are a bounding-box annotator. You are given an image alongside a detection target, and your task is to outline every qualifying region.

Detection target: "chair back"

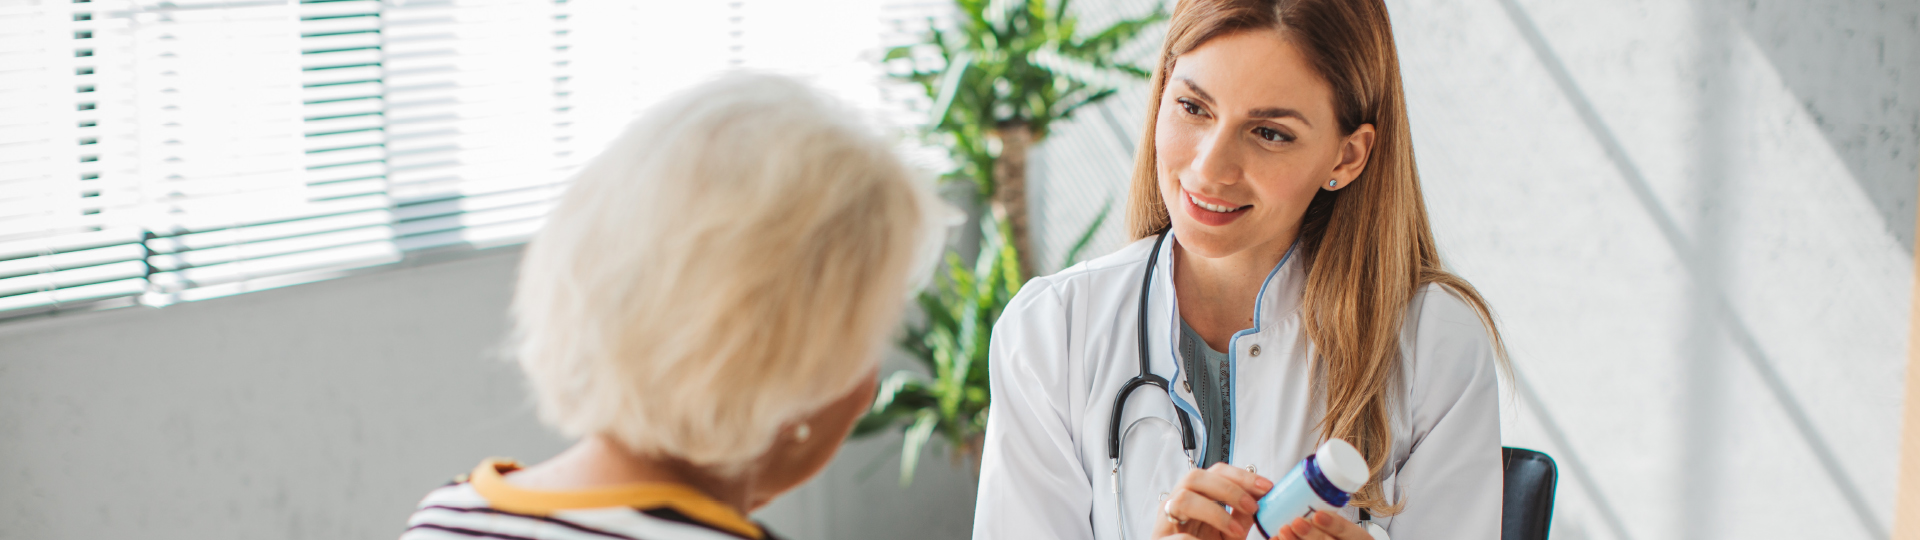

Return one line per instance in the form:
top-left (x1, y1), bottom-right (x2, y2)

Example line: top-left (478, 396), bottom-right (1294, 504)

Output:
top-left (1501, 447), bottom-right (1557, 540)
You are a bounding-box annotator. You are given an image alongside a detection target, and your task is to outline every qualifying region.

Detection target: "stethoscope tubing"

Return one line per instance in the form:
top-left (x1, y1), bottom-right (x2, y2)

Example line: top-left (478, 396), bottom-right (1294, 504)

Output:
top-left (1106, 232), bottom-right (1197, 461)
top-left (1107, 232), bottom-right (1199, 540)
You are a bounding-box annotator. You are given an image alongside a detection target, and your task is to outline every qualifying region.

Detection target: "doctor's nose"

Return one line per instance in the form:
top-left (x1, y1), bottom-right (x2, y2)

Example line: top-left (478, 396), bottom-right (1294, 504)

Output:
top-left (1186, 128), bottom-right (1243, 188)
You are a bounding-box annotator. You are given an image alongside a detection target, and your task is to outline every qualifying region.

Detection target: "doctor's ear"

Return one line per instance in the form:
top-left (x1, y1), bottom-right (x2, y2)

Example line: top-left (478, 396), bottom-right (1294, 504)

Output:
top-left (1326, 124), bottom-right (1376, 191)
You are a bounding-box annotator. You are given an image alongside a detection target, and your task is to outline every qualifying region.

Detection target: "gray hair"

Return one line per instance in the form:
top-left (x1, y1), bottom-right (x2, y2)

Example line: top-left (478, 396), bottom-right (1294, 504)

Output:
top-left (512, 72), bottom-right (941, 475)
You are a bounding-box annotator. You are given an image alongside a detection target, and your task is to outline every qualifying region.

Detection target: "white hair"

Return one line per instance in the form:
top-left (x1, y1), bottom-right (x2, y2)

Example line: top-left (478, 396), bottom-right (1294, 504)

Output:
top-left (512, 72), bottom-right (941, 475)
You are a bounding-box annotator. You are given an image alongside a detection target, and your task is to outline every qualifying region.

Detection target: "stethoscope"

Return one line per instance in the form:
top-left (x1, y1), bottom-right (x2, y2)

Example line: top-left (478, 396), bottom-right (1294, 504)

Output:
top-left (1106, 232), bottom-right (1198, 538)
top-left (1103, 233), bottom-right (1385, 539)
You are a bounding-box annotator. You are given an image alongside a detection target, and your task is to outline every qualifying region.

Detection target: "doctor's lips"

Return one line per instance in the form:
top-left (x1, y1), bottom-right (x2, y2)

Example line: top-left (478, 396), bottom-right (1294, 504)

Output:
top-left (1181, 189), bottom-right (1251, 227)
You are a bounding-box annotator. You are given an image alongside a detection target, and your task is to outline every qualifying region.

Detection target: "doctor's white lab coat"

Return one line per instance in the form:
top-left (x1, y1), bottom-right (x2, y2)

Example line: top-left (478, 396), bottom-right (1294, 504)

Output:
top-left (971, 234), bottom-right (1503, 540)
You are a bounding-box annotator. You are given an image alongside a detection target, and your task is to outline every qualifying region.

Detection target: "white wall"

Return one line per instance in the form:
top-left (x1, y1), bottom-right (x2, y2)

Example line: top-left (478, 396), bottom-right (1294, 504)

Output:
top-left (0, 248), bottom-right (978, 540)
top-left (1404, 2), bottom-right (1913, 539)
top-left (1029, 1), bottom-right (1917, 540)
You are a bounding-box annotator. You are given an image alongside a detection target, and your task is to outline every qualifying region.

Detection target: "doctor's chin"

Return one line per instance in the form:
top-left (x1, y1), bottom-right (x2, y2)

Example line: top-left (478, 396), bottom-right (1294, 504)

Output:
top-left (0, 1), bottom-right (1913, 540)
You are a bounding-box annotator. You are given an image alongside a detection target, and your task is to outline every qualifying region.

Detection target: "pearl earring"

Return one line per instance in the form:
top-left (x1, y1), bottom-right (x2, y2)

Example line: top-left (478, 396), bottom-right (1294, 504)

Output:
top-left (794, 423), bottom-right (811, 443)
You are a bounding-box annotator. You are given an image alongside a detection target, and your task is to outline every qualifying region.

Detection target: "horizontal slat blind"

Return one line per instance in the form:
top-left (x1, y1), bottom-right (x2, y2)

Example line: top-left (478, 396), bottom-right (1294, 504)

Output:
top-left (0, 0), bottom-right (582, 320)
top-left (0, 0), bottom-right (892, 322)
top-left (0, 0), bottom-right (149, 318)
top-left (138, 0), bottom-right (326, 303)
top-left (144, 0), bottom-right (404, 304)
top-left (384, 0), bottom-right (562, 253)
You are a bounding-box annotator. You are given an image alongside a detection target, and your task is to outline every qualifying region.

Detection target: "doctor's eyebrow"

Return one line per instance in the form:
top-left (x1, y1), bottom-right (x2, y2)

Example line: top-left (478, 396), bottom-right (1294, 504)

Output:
top-left (1175, 77), bottom-right (1313, 128)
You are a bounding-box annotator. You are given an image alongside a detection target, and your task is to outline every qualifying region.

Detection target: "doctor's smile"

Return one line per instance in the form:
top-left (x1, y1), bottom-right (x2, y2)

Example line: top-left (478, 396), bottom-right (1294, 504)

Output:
top-left (1180, 190), bottom-right (1252, 226)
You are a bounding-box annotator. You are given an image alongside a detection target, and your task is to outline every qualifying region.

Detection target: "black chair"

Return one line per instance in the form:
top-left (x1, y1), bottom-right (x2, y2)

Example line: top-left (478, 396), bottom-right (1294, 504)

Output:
top-left (1501, 447), bottom-right (1558, 540)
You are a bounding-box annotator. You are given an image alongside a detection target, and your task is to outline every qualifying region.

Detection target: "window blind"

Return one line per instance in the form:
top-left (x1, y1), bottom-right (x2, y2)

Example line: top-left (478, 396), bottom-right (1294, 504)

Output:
top-left (139, 0), bottom-right (337, 304)
top-left (0, 0), bottom-right (891, 322)
top-left (0, 0), bottom-right (150, 318)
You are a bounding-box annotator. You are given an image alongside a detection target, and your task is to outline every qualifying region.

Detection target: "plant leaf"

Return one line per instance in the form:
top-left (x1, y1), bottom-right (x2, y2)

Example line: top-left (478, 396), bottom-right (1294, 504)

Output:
top-left (1061, 198), bottom-right (1113, 269)
top-left (883, 44), bottom-right (917, 63)
top-left (872, 371), bottom-right (928, 412)
top-left (1058, 6), bottom-right (1166, 65)
top-left (899, 410), bottom-right (940, 487)
top-left (1027, 47), bottom-right (1132, 89)
top-left (929, 52), bottom-right (976, 128)
top-left (1053, 87), bottom-right (1117, 121)
top-left (853, 375), bottom-right (934, 438)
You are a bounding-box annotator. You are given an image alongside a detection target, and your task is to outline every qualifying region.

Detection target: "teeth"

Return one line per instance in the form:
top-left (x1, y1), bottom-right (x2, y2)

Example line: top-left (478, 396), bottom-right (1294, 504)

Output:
top-left (1189, 193), bottom-right (1238, 213)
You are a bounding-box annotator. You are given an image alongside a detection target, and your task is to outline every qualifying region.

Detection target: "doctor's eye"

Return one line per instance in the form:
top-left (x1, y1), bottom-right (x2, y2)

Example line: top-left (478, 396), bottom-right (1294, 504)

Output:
top-left (1176, 98), bottom-right (1206, 118)
top-left (1253, 126), bottom-right (1294, 143)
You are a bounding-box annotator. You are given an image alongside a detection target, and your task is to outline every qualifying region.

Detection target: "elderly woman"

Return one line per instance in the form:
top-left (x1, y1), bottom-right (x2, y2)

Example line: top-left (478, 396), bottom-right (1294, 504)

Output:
top-left (400, 73), bottom-right (939, 540)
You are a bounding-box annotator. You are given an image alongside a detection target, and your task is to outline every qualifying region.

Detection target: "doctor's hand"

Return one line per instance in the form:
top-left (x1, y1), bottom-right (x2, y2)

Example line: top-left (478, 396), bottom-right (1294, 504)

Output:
top-left (1272, 510), bottom-right (1373, 540)
top-left (1151, 463), bottom-right (1270, 540)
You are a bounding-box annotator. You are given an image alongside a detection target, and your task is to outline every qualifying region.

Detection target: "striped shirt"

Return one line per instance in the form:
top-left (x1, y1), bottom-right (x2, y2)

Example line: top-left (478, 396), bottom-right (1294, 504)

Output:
top-left (401, 460), bottom-right (783, 540)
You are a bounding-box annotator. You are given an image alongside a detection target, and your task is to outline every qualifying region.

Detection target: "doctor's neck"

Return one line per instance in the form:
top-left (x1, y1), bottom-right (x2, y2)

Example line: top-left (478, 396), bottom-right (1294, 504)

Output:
top-left (1172, 227), bottom-right (1298, 348)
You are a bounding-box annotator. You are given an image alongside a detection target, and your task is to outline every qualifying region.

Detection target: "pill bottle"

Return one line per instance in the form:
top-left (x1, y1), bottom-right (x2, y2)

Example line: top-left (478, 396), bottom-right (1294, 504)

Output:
top-left (1253, 438), bottom-right (1369, 538)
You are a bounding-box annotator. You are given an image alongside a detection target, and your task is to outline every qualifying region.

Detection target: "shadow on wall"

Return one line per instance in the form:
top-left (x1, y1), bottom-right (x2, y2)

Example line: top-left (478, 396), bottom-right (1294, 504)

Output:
top-left (1712, 0), bottom-right (1920, 250)
top-left (1484, 0), bottom-right (1907, 538)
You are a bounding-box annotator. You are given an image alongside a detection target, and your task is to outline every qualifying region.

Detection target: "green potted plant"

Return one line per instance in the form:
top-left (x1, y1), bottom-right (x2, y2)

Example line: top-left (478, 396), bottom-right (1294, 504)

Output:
top-left (852, 0), bottom-right (1164, 485)
top-left (852, 210), bottom-right (1108, 485)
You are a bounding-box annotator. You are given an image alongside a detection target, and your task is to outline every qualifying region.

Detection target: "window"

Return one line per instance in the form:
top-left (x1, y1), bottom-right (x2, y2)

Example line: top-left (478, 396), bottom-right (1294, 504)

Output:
top-left (0, 0), bottom-right (891, 322)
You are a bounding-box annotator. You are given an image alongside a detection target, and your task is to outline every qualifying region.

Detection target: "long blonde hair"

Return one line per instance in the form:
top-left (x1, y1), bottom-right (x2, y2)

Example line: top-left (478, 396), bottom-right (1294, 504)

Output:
top-left (1125, 0), bottom-right (1508, 514)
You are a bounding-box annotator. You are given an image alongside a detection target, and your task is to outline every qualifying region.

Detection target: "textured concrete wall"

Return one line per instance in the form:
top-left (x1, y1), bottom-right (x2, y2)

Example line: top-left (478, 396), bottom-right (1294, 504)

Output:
top-left (1029, 1), bottom-right (1918, 539)
top-left (0, 249), bottom-right (558, 540)
top-left (1402, 2), bottom-right (1912, 539)
top-left (0, 249), bottom-right (978, 540)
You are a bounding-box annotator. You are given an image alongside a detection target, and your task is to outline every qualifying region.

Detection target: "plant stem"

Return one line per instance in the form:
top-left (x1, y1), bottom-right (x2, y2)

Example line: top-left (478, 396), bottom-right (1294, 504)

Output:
top-left (991, 120), bottom-right (1037, 279)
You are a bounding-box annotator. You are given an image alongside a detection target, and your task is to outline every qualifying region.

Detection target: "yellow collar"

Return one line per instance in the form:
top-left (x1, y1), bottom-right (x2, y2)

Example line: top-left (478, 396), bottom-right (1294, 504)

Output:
top-left (467, 459), bottom-right (764, 539)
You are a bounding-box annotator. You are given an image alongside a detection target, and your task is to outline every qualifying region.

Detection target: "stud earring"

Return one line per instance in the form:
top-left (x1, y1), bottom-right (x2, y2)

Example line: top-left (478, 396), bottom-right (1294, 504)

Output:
top-left (1328, 179), bottom-right (1338, 188)
top-left (793, 423), bottom-right (811, 443)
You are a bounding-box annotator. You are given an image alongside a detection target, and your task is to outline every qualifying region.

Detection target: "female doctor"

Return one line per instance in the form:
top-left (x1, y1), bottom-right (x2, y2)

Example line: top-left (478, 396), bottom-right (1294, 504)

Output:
top-left (971, 1), bottom-right (1508, 539)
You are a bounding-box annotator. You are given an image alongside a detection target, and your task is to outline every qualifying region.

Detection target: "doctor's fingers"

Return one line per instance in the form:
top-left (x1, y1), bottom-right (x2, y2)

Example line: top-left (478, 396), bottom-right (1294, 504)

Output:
top-left (1175, 465), bottom-right (1266, 512)
top-left (1278, 518), bottom-right (1336, 540)
top-left (1161, 489), bottom-right (1245, 536)
top-left (1279, 512), bottom-right (1371, 540)
top-left (1203, 462), bottom-right (1274, 497)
